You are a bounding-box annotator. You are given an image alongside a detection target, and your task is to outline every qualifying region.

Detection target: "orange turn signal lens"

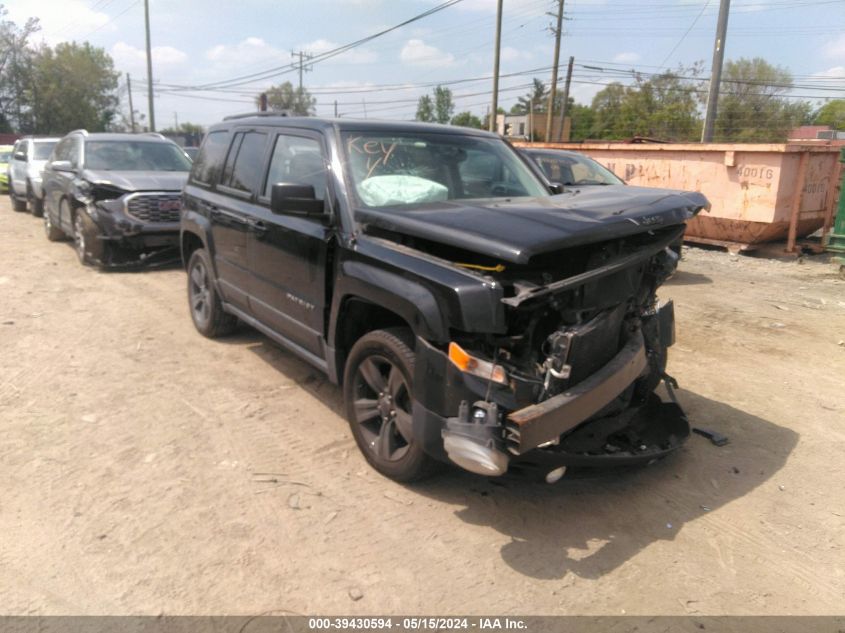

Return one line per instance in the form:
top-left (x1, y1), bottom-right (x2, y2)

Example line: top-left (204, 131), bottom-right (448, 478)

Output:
top-left (448, 342), bottom-right (508, 385)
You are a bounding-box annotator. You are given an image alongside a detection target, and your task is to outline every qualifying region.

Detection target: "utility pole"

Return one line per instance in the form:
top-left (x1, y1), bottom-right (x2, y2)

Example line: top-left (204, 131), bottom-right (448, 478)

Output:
top-left (489, 0), bottom-right (503, 132)
top-left (545, 0), bottom-right (565, 142)
top-left (143, 0), bottom-right (155, 131)
top-left (291, 50), bottom-right (313, 92)
top-left (701, 0), bottom-right (731, 142)
top-left (127, 73), bottom-right (136, 133)
top-left (334, 100), bottom-right (338, 118)
top-left (557, 56), bottom-right (574, 141)
top-left (529, 98), bottom-right (533, 141)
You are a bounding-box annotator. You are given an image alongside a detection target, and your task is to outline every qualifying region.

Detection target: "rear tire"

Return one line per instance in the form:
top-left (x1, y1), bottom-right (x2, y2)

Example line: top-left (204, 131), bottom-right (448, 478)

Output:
top-left (187, 248), bottom-right (237, 338)
top-left (343, 328), bottom-right (439, 482)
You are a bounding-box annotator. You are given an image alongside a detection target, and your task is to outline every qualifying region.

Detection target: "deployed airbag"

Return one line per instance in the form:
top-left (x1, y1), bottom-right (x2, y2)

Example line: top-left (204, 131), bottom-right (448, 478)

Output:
top-left (358, 175), bottom-right (448, 207)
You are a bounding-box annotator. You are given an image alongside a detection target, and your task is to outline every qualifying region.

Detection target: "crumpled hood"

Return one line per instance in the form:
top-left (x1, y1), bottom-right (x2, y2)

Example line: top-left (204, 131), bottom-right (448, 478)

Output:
top-left (357, 185), bottom-right (708, 264)
top-left (82, 169), bottom-right (188, 192)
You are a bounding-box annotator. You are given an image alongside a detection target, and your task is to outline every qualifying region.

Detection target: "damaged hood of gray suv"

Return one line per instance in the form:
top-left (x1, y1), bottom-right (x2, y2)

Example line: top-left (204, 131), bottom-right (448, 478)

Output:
top-left (82, 169), bottom-right (188, 192)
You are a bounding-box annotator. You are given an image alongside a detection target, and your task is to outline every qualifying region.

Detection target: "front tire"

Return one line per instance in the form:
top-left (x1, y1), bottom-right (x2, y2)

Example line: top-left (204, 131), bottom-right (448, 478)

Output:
top-left (11, 190), bottom-right (27, 212)
top-left (73, 212), bottom-right (93, 265)
top-left (187, 248), bottom-right (237, 338)
top-left (343, 328), bottom-right (439, 482)
top-left (44, 206), bottom-right (64, 242)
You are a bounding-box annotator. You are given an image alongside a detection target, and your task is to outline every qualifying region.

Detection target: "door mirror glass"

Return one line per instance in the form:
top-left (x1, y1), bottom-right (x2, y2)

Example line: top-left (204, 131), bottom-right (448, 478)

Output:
top-left (270, 183), bottom-right (325, 216)
top-left (50, 160), bottom-right (74, 172)
top-left (14, 151), bottom-right (25, 161)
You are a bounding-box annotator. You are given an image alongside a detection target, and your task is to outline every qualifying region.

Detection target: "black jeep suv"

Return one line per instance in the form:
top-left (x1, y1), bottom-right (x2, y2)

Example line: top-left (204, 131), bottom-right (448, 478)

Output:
top-left (41, 130), bottom-right (192, 266)
top-left (180, 114), bottom-right (708, 482)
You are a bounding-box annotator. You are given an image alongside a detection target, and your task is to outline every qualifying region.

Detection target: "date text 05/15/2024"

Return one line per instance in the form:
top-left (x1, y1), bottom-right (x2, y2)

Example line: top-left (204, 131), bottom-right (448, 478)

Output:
top-left (307, 617), bottom-right (528, 630)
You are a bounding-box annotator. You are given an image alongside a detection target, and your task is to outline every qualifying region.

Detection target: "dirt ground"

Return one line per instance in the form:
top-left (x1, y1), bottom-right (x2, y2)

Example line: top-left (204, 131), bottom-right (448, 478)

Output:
top-left (1, 195), bottom-right (843, 616)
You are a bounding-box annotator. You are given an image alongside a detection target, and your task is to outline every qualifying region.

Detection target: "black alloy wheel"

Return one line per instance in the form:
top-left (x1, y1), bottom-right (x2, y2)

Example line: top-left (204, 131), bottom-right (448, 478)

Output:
top-left (343, 328), bottom-right (439, 482)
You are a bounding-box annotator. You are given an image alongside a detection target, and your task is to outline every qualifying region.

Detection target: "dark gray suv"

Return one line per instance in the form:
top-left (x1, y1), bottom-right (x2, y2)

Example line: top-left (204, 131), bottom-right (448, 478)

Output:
top-left (41, 130), bottom-right (192, 267)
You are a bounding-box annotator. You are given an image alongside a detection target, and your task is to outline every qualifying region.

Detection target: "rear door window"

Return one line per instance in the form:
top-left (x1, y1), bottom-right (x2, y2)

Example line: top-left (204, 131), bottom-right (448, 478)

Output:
top-left (191, 130), bottom-right (232, 186)
top-left (222, 131), bottom-right (269, 194)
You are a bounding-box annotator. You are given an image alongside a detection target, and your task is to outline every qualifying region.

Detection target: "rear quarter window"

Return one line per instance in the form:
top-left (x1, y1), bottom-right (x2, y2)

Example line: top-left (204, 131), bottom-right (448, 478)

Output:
top-left (190, 130), bottom-right (232, 186)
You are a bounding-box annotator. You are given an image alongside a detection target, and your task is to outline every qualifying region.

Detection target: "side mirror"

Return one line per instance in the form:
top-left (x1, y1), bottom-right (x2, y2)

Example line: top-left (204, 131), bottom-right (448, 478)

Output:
top-left (13, 151), bottom-right (25, 161)
top-left (50, 160), bottom-right (74, 172)
top-left (270, 183), bottom-right (325, 216)
top-left (548, 182), bottom-right (565, 194)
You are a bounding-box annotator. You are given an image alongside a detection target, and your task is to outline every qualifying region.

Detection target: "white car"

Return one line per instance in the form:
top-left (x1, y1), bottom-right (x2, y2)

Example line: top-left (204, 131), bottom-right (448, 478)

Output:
top-left (8, 136), bottom-right (60, 216)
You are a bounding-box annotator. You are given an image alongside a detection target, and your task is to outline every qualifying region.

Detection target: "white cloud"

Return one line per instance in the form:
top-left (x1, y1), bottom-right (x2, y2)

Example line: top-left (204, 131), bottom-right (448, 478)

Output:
top-left (7, 0), bottom-right (115, 45)
top-left (111, 42), bottom-right (187, 74)
top-left (823, 34), bottom-right (845, 60)
top-left (400, 39), bottom-right (455, 68)
top-left (812, 65), bottom-right (845, 79)
top-left (612, 52), bottom-right (640, 64)
top-left (205, 37), bottom-right (286, 70)
top-left (501, 46), bottom-right (532, 63)
top-left (301, 39), bottom-right (378, 64)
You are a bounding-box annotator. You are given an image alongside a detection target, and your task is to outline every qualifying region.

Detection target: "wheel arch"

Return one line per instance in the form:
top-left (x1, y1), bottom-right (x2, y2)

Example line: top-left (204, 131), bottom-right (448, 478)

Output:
top-left (332, 296), bottom-right (416, 386)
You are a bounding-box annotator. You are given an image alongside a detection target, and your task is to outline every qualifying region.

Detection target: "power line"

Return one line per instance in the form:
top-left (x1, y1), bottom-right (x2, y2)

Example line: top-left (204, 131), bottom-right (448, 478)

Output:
top-left (659, 0), bottom-right (711, 69)
top-left (175, 0), bottom-right (467, 93)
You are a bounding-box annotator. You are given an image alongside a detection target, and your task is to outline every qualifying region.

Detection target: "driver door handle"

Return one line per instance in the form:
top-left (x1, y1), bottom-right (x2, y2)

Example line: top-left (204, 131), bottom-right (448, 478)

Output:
top-left (247, 219), bottom-right (268, 234)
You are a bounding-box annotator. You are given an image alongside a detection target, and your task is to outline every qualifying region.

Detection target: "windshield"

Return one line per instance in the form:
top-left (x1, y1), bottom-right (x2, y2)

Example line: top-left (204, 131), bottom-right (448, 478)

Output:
top-left (528, 151), bottom-right (624, 186)
top-left (33, 142), bottom-right (57, 160)
top-left (341, 132), bottom-right (549, 209)
top-left (84, 141), bottom-right (192, 172)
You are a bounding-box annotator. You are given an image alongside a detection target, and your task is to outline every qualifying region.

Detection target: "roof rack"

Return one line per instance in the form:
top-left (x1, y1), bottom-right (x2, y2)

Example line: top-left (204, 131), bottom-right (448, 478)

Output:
top-left (223, 110), bottom-right (293, 121)
top-left (67, 129), bottom-right (89, 136)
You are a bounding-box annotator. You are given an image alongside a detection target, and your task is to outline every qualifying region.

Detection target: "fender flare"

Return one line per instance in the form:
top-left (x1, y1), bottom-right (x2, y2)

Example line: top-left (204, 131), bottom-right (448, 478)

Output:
top-left (330, 260), bottom-right (449, 346)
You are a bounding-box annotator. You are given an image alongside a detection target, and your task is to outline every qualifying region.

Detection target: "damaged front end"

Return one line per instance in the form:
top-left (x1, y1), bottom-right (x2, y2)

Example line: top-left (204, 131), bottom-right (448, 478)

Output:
top-left (415, 224), bottom-right (690, 477)
top-left (74, 180), bottom-right (182, 268)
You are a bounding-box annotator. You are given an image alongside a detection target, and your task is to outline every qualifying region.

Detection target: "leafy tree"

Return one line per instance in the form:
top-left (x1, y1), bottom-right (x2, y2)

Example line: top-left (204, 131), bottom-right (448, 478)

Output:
top-left (259, 81), bottom-right (315, 116)
top-left (813, 99), bottom-right (845, 130)
top-left (0, 6), bottom-right (40, 132)
top-left (511, 79), bottom-right (549, 115)
top-left (714, 57), bottom-right (811, 142)
top-left (433, 85), bottom-right (454, 124)
top-left (568, 102), bottom-right (595, 142)
top-left (590, 82), bottom-right (627, 139)
top-left (160, 122), bottom-right (204, 136)
top-left (159, 121), bottom-right (205, 145)
top-left (415, 94), bottom-right (434, 122)
top-left (451, 111), bottom-right (482, 129)
top-left (589, 65), bottom-right (704, 141)
top-left (29, 42), bottom-right (120, 133)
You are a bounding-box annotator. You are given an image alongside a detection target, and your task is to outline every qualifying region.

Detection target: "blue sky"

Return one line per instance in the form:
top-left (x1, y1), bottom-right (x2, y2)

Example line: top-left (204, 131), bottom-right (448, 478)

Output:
top-left (8, 0), bottom-right (845, 127)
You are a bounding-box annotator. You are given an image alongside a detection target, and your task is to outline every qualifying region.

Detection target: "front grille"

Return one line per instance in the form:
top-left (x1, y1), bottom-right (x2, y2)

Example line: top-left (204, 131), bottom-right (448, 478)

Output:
top-left (125, 194), bottom-right (182, 223)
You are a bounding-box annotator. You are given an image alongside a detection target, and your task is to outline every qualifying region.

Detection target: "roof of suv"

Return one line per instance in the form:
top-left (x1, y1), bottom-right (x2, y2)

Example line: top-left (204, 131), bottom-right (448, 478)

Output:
top-left (17, 136), bottom-right (61, 143)
top-left (66, 131), bottom-right (176, 144)
top-left (209, 115), bottom-right (500, 139)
